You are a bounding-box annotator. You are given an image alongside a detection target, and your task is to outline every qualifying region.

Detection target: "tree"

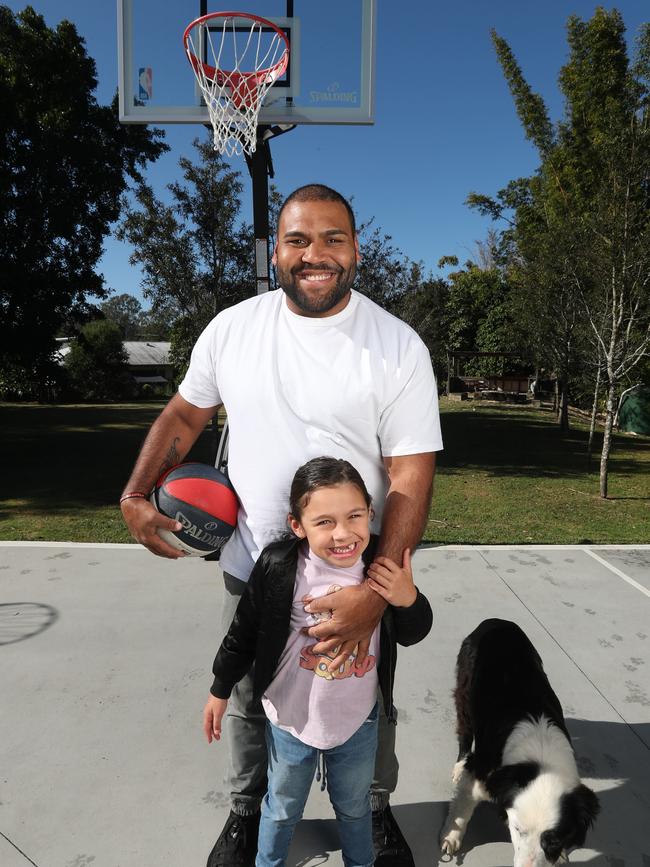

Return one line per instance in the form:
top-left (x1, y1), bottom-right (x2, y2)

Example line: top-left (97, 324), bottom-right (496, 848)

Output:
top-left (557, 11), bottom-right (650, 496)
top-left (101, 294), bottom-right (145, 339)
top-left (117, 137), bottom-right (255, 374)
top-left (438, 257), bottom-right (525, 381)
top-left (392, 270), bottom-right (449, 385)
top-left (468, 167), bottom-right (589, 435)
top-left (469, 10), bottom-right (650, 494)
top-left (139, 304), bottom-right (175, 341)
top-left (470, 228), bottom-right (501, 272)
top-left (64, 320), bottom-right (132, 401)
top-left (354, 219), bottom-right (411, 309)
top-left (0, 6), bottom-right (168, 397)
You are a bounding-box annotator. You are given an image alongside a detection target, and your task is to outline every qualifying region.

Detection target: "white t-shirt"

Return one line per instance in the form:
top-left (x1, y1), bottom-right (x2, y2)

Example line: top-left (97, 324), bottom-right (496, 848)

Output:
top-left (262, 545), bottom-right (380, 749)
top-left (178, 289), bottom-right (443, 581)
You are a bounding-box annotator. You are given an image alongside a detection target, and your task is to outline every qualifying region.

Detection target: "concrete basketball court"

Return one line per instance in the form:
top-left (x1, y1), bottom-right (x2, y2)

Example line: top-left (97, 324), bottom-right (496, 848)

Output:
top-left (1, 542), bottom-right (649, 867)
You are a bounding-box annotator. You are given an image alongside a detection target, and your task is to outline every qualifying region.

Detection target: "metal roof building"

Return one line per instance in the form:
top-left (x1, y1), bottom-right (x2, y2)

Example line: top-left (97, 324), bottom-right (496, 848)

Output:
top-left (123, 341), bottom-right (171, 366)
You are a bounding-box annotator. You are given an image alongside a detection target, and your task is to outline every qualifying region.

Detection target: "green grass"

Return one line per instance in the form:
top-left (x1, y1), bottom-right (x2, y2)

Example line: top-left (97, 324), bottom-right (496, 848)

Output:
top-left (0, 402), bottom-right (217, 544)
top-left (427, 399), bottom-right (650, 544)
top-left (0, 400), bottom-right (648, 545)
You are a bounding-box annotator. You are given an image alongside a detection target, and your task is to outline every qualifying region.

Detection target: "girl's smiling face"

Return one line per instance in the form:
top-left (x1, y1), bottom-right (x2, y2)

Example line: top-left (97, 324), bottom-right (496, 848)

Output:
top-left (288, 482), bottom-right (371, 568)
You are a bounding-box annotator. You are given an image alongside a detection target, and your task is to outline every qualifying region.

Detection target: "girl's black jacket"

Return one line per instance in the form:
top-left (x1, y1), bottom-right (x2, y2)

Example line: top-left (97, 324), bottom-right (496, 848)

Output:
top-left (210, 535), bottom-right (433, 722)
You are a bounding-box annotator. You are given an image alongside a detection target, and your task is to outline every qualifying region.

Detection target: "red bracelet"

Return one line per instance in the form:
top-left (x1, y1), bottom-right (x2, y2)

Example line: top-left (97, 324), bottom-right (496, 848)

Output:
top-left (119, 491), bottom-right (148, 504)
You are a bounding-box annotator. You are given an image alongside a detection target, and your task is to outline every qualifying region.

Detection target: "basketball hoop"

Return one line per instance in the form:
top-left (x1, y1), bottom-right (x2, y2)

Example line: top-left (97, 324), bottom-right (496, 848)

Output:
top-left (184, 11), bottom-right (290, 157)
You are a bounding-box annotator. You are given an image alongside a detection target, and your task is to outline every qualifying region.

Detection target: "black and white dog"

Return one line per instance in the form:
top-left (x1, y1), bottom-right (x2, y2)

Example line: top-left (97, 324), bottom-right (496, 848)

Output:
top-left (440, 619), bottom-right (599, 865)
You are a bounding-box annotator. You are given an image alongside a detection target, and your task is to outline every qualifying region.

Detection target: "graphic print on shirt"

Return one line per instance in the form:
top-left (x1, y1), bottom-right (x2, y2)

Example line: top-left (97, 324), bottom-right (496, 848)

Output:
top-left (300, 584), bottom-right (376, 681)
top-left (304, 583), bottom-right (342, 627)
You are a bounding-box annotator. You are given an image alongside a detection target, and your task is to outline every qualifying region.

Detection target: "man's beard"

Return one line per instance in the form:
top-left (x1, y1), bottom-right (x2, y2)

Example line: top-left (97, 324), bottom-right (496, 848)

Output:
top-left (276, 260), bottom-right (356, 315)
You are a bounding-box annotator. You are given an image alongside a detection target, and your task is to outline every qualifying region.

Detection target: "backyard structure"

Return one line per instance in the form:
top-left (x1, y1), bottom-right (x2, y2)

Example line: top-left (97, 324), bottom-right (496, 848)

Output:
top-left (446, 350), bottom-right (540, 401)
top-left (123, 341), bottom-right (173, 396)
top-left (56, 338), bottom-right (173, 396)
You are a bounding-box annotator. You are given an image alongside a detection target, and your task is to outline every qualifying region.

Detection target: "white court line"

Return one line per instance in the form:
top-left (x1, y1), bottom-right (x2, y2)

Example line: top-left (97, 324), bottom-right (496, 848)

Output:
top-left (584, 548), bottom-right (650, 598)
top-left (421, 543), bottom-right (650, 550)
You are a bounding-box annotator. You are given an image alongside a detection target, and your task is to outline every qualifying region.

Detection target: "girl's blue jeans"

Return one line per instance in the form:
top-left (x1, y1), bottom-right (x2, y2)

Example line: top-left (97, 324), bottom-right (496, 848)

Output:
top-left (255, 703), bottom-right (379, 867)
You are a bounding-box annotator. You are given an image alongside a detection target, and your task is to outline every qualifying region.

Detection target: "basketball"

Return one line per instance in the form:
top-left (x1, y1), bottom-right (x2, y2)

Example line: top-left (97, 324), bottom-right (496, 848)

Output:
top-left (151, 462), bottom-right (239, 557)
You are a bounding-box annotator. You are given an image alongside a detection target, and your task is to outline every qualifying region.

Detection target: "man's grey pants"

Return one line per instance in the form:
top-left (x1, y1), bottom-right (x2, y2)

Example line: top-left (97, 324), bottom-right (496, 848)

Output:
top-left (218, 572), bottom-right (398, 816)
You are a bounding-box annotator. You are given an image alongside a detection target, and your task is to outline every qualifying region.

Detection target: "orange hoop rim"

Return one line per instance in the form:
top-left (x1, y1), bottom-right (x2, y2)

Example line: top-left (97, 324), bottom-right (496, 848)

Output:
top-left (183, 11), bottom-right (290, 87)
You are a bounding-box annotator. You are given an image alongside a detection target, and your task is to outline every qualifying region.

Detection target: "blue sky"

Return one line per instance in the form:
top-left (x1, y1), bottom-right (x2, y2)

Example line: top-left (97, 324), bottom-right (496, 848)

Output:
top-left (6, 0), bottom-right (648, 307)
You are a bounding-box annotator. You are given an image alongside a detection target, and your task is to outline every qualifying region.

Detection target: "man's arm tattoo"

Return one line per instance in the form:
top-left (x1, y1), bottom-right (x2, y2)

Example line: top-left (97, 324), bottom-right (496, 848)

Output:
top-left (158, 437), bottom-right (181, 475)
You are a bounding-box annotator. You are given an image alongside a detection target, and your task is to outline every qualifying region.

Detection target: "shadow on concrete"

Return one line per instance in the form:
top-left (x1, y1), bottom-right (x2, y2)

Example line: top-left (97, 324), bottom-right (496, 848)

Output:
top-left (439, 408), bottom-right (650, 480)
top-left (0, 602), bottom-right (58, 645)
top-left (286, 802), bottom-right (509, 867)
top-left (569, 717), bottom-right (650, 772)
top-left (289, 817), bottom-right (339, 866)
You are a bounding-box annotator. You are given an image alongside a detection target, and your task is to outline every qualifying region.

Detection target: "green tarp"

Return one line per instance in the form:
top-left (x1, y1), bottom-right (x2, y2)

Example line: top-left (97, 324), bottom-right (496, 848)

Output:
top-left (618, 385), bottom-right (650, 436)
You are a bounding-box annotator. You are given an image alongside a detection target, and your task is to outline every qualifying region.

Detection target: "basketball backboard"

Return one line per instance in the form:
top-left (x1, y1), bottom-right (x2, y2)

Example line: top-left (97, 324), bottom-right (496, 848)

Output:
top-left (117, 0), bottom-right (376, 126)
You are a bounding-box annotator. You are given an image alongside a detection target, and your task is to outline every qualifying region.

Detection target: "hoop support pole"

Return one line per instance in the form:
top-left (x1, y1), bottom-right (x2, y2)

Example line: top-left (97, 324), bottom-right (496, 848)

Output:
top-left (245, 124), bottom-right (295, 294)
top-left (247, 128), bottom-right (271, 294)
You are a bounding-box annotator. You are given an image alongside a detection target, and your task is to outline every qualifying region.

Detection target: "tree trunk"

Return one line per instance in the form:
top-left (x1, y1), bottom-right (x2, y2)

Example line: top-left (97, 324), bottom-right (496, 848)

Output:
top-left (559, 379), bottom-right (570, 433)
top-left (599, 382), bottom-right (617, 498)
top-left (587, 366), bottom-right (601, 464)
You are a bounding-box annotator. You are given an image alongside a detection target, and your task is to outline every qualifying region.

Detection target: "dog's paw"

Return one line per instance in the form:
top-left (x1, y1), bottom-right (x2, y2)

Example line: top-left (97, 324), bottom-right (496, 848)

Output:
top-left (440, 828), bottom-right (463, 856)
top-left (451, 760), bottom-right (466, 785)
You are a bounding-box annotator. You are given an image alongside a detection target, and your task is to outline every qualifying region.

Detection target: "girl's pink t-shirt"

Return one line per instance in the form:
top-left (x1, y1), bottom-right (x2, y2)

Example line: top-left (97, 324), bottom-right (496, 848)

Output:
top-left (261, 544), bottom-right (380, 749)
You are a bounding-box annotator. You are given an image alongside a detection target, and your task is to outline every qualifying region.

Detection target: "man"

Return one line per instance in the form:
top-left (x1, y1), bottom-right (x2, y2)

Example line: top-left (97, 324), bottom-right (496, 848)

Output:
top-left (121, 185), bottom-right (443, 867)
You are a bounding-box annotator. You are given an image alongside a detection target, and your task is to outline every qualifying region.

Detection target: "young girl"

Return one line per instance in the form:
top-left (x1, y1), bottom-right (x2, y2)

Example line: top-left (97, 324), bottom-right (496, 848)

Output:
top-left (203, 456), bottom-right (433, 867)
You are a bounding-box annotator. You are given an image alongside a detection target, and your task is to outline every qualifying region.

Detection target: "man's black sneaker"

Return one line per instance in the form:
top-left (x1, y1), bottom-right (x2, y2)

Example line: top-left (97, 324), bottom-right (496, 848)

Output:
top-left (372, 805), bottom-right (415, 867)
top-left (206, 810), bottom-right (260, 867)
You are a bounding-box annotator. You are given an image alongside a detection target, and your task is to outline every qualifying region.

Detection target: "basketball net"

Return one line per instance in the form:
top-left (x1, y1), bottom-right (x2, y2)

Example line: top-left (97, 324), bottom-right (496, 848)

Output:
top-left (184, 13), bottom-right (290, 157)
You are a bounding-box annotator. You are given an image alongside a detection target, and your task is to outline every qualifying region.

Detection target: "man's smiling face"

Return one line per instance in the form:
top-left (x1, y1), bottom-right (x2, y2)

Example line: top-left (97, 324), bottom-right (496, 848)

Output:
top-left (272, 199), bottom-right (360, 317)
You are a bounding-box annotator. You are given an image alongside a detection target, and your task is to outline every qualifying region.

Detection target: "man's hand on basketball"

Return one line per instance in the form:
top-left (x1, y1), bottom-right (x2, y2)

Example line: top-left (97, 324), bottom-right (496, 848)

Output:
top-left (302, 583), bottom-right (386, 672)
top-left (203, 695), bottom-right (228, 743)
top-left (367, 549), bottom-right (417, 608)
top-left (120, 497), bottom-right (185, 559)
